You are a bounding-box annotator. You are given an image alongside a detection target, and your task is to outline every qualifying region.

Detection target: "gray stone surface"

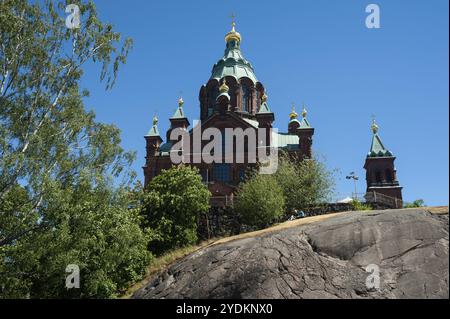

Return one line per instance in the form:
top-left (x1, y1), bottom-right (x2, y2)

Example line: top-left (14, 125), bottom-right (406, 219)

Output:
top-left (133, 208), bottom-right (449, 299)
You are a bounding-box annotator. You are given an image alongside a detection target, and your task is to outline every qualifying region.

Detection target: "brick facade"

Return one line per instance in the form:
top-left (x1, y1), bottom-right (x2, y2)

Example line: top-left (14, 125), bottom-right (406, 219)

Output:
top-left (143, 24), bottom-right (314, 201)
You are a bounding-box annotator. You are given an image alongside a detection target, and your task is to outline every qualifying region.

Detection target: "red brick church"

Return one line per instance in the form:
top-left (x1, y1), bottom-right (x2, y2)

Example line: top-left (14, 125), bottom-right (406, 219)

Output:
top-left (143, 21), bottom-right (314, 200)
top-left (143, 21), bottom-right (403, 207)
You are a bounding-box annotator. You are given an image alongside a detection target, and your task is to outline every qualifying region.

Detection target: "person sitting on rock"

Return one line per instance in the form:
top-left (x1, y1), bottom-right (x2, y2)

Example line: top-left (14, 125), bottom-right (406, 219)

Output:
top-left (297, 210), bottom-right (305, 218)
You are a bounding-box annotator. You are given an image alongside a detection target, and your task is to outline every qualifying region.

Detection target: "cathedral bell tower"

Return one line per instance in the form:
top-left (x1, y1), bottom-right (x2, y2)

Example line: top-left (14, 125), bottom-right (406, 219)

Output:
top-left (288, 104), bottom-right (314, 159)
top-left (143, 115), bottom-right (162, 185)
top-left (166, 97), bottom-right (190, 143)
top-left (364, 119), bottom-right (403, 203)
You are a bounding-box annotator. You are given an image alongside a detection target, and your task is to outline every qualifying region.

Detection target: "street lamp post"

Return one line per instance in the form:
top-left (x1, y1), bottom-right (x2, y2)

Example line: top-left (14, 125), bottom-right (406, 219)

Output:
top-left (346, 172), bottom-right (359, 200)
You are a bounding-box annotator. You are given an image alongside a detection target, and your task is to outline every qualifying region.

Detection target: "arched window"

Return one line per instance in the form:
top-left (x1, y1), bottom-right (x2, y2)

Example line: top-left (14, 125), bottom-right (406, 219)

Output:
top-left (242, 83), bottom-right (250, 112)
top-left (256, 90), bottom-right (261, 111)
top-left (206, 92), bottom-right (212, 116)
top-left (375, 171), bottom-right (382, 184)
top-left (385, 169), bottom-right (392, 183)
top-left (209, 87), bottom-right (219, 116)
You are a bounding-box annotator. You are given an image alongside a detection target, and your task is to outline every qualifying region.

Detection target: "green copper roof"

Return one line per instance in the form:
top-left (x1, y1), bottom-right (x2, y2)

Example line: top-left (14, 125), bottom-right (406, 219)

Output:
top-left (159, 141), bottom-right (173, 155)
top-left (299, 117), bottom-right (311, 128)
top-left (368, 133), bottom-right (393, 157)
top-left (171, 106), bottom-right (187, 119)
top-left (211, 42), bottom-right (258, 83)
top-left (146, 124), bottom-right (160, 137)
top-left (289, 118), bottom-right (301, 126)
top-left (272, 132), bottom-right (300, 150)
top-left (258, 101), bottom-right (272, 114)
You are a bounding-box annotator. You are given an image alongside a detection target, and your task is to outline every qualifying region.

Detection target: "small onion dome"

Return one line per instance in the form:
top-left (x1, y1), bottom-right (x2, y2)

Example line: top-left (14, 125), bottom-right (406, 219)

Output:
top-left (146, 114), bottom-right (161, 137)
top-left (302, 105), bottom-right (307, 118)
top-left (178, 96), bottom-right (184, 107)
top-left (371, 119), bottom-right (379, 134)
top-left (225, 21), bottom-right (241, 43)
top-left (219, 78), bottom-right (229, 93)
top-left (367, 119), bottom-right (393, 158)
top-left (261, 93), bottom-right (268, 103)
top-left (258, 93), bottom-right (272, 114)
top-left (217, 79), bottom-right (230, 101)
top-left (289, 103), bottom-right (298, 120)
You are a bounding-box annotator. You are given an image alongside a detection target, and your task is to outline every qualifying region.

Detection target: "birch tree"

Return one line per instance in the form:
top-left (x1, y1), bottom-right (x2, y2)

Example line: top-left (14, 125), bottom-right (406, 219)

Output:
top-left (0, 0), bottom-right (150, 298)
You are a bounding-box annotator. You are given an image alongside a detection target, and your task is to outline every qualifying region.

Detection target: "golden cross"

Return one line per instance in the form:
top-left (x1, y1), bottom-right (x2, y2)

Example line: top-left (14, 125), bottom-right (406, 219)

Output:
top-left (230, 13), bottom-right (236, 27)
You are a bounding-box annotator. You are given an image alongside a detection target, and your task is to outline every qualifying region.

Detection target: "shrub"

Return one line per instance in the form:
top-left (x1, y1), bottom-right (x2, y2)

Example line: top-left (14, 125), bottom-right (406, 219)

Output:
top-left (274, 154), bottom-right (335, 213)
top-left (0, 182), bottom-right (152, 298)
top-left (350, 199), bottom-right (373, 211)
top-left (404, 199), bottom-right (425, 208)
top-left (141, 165), bottom-right (210, 255)
top-left (235, 174), bottom-right (285, 229)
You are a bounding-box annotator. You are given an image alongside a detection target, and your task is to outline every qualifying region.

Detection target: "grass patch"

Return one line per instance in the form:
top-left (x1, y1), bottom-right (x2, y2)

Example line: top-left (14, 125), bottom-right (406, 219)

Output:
top-left (425, 206), bottom-right (448, 215)
top-left (351, 199), bottom-right (373, 211)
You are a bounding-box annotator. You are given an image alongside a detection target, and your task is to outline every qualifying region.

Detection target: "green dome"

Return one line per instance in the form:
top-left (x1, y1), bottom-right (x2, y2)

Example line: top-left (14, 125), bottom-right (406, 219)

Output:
top-left (210, 28), bottom-right (258, 83)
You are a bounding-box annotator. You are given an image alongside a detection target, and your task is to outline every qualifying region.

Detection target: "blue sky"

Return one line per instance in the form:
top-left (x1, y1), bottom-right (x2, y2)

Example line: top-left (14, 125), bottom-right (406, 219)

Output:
top-left (79, 0), bottom-right (449, 205)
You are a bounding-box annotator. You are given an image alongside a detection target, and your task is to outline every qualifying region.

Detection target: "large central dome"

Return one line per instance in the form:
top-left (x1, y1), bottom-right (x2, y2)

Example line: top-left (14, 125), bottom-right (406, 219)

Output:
top-left (199, 21), bottom-right (265, 121)
top-left (210, 23), bottom-right (258, 84)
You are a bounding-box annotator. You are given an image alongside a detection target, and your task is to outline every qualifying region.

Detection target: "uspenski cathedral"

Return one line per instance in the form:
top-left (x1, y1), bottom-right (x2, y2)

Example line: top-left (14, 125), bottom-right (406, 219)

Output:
top-left (143, 21), bottom-right (403, 207)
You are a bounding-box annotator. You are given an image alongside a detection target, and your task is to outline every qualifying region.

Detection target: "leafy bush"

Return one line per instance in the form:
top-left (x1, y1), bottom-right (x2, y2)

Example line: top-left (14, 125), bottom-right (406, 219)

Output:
top-left (0, 181), bottom-right (152, 298)
top-left (274, 154), bottom-right (335, 214)
top-left (234, 154), bottom-right (335, 229)
top-left (350, 199), bottom-right (373, 211)
top-left (404, 199), bottom-right (425, 208)
top-left (235, 174), bottom-right (285, 229)
top-left (141, 166), bottom-right (210, 255)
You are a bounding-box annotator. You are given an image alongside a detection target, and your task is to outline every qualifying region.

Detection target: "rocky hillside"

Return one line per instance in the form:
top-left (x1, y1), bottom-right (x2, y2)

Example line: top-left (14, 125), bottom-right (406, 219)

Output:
top-left (133, 207), bottom-right (449, 299)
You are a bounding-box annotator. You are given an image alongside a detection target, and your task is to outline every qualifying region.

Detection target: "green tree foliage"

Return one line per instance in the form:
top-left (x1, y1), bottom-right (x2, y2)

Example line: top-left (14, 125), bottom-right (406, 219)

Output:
top-left (141, 166), bottom-right (211, 255)
top-left (1, 181), bottom-right (151, 298)
top-left (235, 154), bottom-right (335, 229)
top-left (235, 174), bottom-right (285, 229)
top-left (0, 0), bottom-right (150, 298)
top-left (404, 199), bottom-right (425, 208)
top-left (274, 154), bottom-right (335, 213)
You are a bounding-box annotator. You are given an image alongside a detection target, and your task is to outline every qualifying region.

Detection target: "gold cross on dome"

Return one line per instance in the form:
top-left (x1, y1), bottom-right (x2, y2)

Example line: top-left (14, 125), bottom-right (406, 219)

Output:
top-left (230, 13), bottom-right (236, 27)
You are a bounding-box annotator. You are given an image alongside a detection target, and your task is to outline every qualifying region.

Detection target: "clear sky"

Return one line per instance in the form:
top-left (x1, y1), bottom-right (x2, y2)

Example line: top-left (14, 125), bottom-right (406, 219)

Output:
top-left (79, 0), bottom-right (449, 205)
